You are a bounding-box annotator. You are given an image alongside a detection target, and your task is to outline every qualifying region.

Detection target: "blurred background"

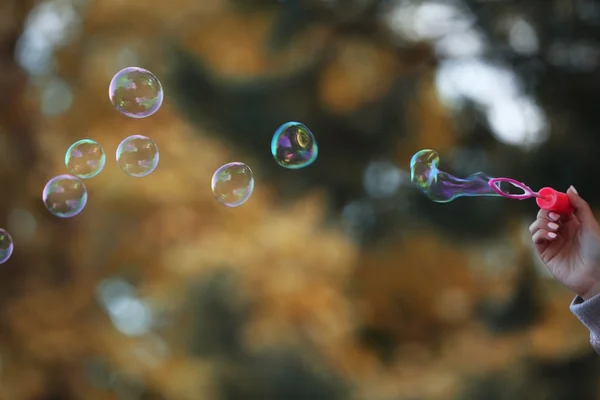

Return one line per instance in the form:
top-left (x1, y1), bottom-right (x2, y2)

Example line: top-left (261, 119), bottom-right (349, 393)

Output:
top-left (1, 0), bottom-right (600, 398)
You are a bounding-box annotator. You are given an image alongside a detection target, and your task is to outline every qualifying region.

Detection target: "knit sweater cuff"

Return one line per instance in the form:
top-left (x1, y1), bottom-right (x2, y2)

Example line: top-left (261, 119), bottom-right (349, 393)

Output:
top-left (571, 293), bottom-right (600, 352)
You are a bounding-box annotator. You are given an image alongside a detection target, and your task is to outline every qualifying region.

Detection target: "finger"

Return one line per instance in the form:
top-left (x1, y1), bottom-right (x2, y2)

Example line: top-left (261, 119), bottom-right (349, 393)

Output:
top-left (532, 229), bottom-right (558, 244)
top-left (537, 209), bottom-right (561, 222)
top-left (536, 209), bottom-right (549, 220)
top-left (560, 213), bottom-right (573, 222)
top-left (529, 219), bottom-right (561, 235)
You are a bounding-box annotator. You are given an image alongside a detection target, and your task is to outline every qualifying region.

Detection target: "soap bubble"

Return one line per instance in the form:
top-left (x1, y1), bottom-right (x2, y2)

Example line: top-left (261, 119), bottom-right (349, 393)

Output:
top-left (116, 135), bottom-right (159, 177)
top-left (211, 162), bottom-right (255, 207)
top-left (42, 174), bottom-right (88, 218)
top-left (109, 67), bottom-right (163, 118)
top-left (271, 121), bottom-right (318, 169)
top-left (65, 139), bottom-right (106, 179)
top-left (410, 149), bottom-right (498, 203)
top-left (0, 229), bottom-right (14, 264)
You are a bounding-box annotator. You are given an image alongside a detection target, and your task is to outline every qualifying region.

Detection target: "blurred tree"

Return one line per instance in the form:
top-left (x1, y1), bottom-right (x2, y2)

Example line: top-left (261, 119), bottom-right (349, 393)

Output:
top-left (2, 0), bottom-right (600, 399)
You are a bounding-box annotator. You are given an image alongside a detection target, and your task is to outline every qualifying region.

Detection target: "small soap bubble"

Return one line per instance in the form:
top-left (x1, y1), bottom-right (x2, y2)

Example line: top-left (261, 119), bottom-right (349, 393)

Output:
top-left (211, 162), bottom-right (255, 207)
top-left (0, 229), bottom-right (14, 264)
top-left (42, 174), bottom-right (88, 218)
top-left (65, 139), bottom-right (106, 179)
top-left (116, 135), bottom-right (159, 177)
top-left (271, 121), bottom-right (318, 169)
top-left (109, 67), bottom-right (163, 118)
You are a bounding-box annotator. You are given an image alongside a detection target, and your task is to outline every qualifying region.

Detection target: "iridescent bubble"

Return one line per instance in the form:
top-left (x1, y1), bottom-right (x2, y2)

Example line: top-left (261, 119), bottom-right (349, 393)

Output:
top-left (65, 139), bottom-right (106, 179)
top-left (211, 162), bottom-right (255, 207)
top-left (271, 121), bottom-right (318, 169)
top-left (109, 67), bottom-right (163, 118)
top-left (116, 135), bottom-right (159, 178)
top-left (409, 149), bottom-right (498, 203)
top-left (42, 174), bottom-right (88, 218)
top-left (0, 228), bottom-right (14, 264)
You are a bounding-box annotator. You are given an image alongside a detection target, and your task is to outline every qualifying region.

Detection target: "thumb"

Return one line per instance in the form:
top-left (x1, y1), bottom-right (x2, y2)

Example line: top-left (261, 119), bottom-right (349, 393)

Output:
top-left (567, 186), bottom-right (595, 224)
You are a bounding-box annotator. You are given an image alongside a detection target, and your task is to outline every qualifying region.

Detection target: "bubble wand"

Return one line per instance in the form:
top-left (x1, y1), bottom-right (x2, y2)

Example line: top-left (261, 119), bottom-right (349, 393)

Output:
top-left (487, 177), bottom-right (574, 214)
top-left (410, 149), bottom-right (574, 214)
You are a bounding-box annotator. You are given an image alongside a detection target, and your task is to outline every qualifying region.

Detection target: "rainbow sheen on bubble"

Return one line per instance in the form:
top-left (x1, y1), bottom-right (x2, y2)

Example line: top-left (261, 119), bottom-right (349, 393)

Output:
top-left (410, 149), bottom-right (499, 203)
top-left (42, 174), bottom-right (88, 218)
top-left (65, 139), bottom-right (106, 179)
top-left (0, 228), bottom-right (14, 264)
top-left (116, 135), bottom-right (159, 177)
top-left (109, 67), bottom-right (163, 118)
top-left (211, 162), bottom-right (255, 207)
top-left (271, 122), bottom-right (318, 169)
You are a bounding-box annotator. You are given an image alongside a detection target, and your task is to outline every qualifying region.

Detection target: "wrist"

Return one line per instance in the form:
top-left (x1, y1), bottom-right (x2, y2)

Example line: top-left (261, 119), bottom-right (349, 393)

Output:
top-left (581, 282), bottom-right (600, 301)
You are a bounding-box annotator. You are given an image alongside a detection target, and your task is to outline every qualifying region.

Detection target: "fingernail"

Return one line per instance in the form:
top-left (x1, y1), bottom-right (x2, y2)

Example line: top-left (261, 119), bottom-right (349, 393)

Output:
top-left (548, 232), bottom-right (557, 239)
top-left (569, 186), bottom-right (578, 195)
top-left (549, 212), bottom-right (560, 221)
top-left (548, 222), bottom-right (559, 230)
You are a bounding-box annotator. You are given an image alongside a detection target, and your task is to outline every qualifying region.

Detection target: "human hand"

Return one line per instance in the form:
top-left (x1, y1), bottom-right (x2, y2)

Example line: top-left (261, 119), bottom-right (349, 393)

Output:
top-left (529, 186), bottom-right (600, 301)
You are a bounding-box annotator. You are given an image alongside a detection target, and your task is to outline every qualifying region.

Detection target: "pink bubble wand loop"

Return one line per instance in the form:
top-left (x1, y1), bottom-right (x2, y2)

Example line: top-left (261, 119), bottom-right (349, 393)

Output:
top-left (487, 177), bottom-right (541, 200)
top-left (488, 177), bottom-right (574, 214)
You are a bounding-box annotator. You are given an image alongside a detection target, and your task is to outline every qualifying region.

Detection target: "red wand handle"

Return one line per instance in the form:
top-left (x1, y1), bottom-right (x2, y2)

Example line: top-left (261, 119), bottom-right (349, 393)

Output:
top-left (536, 187), bottom-right (574, 214)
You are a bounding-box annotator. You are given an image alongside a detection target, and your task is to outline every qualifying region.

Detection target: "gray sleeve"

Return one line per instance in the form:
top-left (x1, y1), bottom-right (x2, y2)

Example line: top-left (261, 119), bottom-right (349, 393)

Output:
top-left (570, 293), bottom-right (600, 355)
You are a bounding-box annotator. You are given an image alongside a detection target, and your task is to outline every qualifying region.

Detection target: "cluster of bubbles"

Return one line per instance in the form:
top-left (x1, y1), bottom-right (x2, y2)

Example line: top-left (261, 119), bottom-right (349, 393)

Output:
top-left (109, 67), bottom-right (162, 179)
top-left (0, 71), bottom-right (536, 263)
top-left (42, 67), bottom-right (163, 222)
top-left (212, 121), bottom-right (319, 207)
top-left (0, 68), bottom-right (165, 264)
top-left (105, 67), bottom-right (320, 209)
top-left (2, 66), bottom-right (320, 264)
